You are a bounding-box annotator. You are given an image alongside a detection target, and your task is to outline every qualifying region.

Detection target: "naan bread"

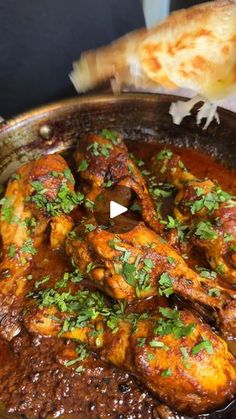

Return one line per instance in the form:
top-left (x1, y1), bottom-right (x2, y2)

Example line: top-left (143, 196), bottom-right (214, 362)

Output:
top-left (70, 1), bottom-right (236, 128)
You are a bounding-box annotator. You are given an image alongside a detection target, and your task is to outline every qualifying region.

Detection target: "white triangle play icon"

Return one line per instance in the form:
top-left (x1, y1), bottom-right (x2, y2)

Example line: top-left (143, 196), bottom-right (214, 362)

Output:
top-left (110, 201), bottom-right (128, 219)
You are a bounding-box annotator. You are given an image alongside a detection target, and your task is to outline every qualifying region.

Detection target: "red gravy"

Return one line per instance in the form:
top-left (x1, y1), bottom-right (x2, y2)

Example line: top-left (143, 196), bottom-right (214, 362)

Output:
top-left (0, 142), bottom-right (236, 418)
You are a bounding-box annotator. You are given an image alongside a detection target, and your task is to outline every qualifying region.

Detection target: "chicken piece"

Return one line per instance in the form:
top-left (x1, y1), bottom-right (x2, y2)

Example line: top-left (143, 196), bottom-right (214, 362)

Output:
top-left (151, 148), bottom-right (236, 284)
top-left (50, 214), bottom-right (74, 249)
top-left (24, 289), bottom-right (236, 415)
top-left (66, 219), bottom-right (236, 339)
top-left (0, 154), bottom-right (76, 339)
top-left (75, 131), bottom-right (162, 233)
top-left (70, 1), bottom-right (236, 128)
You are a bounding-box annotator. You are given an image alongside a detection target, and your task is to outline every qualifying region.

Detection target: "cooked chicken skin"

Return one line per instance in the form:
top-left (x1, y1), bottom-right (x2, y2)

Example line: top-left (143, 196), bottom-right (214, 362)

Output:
top-left (25, 291), bottom-right (236, 415)
top-left (66, 220), bottom-right (236, 339)
top-left (0, 154), bottom-right (75, 339)
top-left (75, 132), bottom-right (162, 233)
top-left (151, 149), bottom-right (236, 284)
top-left (1, 143), bottom-right (236, 416)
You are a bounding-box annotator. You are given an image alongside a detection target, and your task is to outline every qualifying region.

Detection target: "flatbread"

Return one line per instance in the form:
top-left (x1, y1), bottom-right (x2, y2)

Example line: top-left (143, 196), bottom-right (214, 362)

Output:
top-left (69, 1), bottom-right (236, 127)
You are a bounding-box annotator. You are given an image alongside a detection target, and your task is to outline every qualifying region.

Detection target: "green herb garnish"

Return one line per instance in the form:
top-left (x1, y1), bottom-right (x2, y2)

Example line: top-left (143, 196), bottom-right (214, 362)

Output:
top-left (191, 339), bottom-right (213, 355)
top-left (8, 244), bottom-right (16, 258)
top-left (77, 159), bottom-right (89, 172)
top-left (161, 368), bottom-right (172, 377)
top-left (159, 272), bottom-right (173, 297)
top-left (195, 221), bottom-right (218, 240)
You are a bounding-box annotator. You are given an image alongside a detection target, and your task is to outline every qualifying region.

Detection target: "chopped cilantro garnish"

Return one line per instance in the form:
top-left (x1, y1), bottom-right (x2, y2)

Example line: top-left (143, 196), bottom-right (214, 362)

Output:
top-left (224, 233), bottom-right (234, 242)
top-left (146, 242), bottom-right (156, 249)
top-left (31, 181), bottom-right (47, 193)
top-left (178, 160), bottom-right (185, 169)
top-left (123, 262), bottom-right (136, 287)
top-left (149, 340), bottom-right (169, 350)
top-left (103, 179), bottom-right (113, 188)
top-left (143, 259), bottom-right (154, 270)
top-left (156, 307), bottom-right (196, 338)
top-left (84, 223), bottom-right (96, 232)
top-left (22, 216), bottom-right (37, 230)
top-left (109, 240), bottom-right (132, 263)
top-left (137, 337), bottom-right (146, 347)
top-left (84, 199), bottom-right (95, 209)
top-left (64, 345), bottom-right (88, 369)
top-left (0, 197), bottom-right (15, 224)
top-left (64, 358), bottom-right (81, 367)
top-left (195, 266), bottom-right (217, 279)
top-left (121, 256), bottom-right (154, 295)
top-left (180, 346), bottom-right (190, 369)
top-left (163, 215), bottom-right (179, 229)
top-left (114, 263), bottom-right (121, 274)
top-left (8, 244), bottom-right (16, 258)
top-left (20, 257), bottom-right (27, 266)
top-left (11, 173), bottom-right (21, 181)
top-left (231, 245), bottom-right (236, 252)
top-left (130, 202), bottom-right (141, 212)
top-left (136, 159), bottom-right (144, 167)
top-left (150, 187), bottom-right (172, 198)
top-left (22, 239), bottom-right (37, 255)
top-left (191, 339), bottom-right (213, 355)
top-left (76, 344), bottom-right (89, 361)
top-left (147, 353), bottom-right (155, 362)
top-left (141, 169), bottom-right (151, 176)
top-left (215, 264), bottom-right (225, 275)
top-left (160, 165), bottom-right (167, 174)
top-left (55, 268), bottom-right (83, 288)
top-left (195, 221), bottom-right (218, 240)
top-left (107, 317), bottom-right (120, 333)
top-left (35, 275), bottom-right (50, 289)
top-left (77, 159), bottom-right (89, 172)
top-left (63, 169), bottom-right (75, 185)
top-left (180, 346), bottom-right (188, 358)
top-left (87, 141), bottom-right (113, 158)
top-left (159, 272), bottom-right (173, 297)
top-left (208, 288), bottom-right (221, 297)
top-left (86, 262), bottom-right (98, 273)
top-left (156, 149), bottom-right (173, 161)
top-left (167, 256), bottom-right (175, 266)
top-left (29, 182), bottom-right (84, 216)
top-left (100, 129), bottom-right (120, 145)
top-left (190, 187), bottom-right (233, 215)
top-left (75, 365), bottom-right (85, 374)
top-left (161, 368), bottom-right (172, 377)
top-left (51, 171), bottom-right (59, 178)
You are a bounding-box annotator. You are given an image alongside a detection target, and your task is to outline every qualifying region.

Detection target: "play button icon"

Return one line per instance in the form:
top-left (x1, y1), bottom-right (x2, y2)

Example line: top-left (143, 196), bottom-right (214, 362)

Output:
top-left (94, 185), bottom-right (142, 233)
top-left (110, 201), bottom-right (127, 219)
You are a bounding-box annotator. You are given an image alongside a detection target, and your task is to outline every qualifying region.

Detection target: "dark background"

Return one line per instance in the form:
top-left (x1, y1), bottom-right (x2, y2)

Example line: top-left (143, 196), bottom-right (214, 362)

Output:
top-left (170, 0), bottom-right (208, 11)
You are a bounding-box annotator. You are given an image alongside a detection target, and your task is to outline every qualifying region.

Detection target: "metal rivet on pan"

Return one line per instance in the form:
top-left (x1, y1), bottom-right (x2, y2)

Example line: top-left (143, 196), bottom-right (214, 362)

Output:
top-left (39, 124), bottom-right (53, 140)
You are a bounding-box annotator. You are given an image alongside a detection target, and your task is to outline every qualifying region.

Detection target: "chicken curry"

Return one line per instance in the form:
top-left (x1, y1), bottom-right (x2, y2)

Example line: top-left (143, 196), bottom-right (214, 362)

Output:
top-left (0, 130), bottom-right (236, 418)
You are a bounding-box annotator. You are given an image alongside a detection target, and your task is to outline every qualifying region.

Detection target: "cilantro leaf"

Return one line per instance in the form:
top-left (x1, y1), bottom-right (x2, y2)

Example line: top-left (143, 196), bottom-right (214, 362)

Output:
top-left (161, 368), bottom-right (172, 377)
top-left (159, 272), bottom-right (173, 297)
top-left (77, 159), bottom-right (89, 172)
top-left (156, 149), bottom-right (173, 161)
top-left (191, 339), bottom-right (213, 355)
top-left (195, 221), bottom-right (218, 240)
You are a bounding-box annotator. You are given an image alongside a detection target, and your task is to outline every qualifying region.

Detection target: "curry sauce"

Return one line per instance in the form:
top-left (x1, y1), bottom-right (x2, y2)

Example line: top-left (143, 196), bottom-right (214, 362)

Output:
top-left (0, 141), bottom-right (236, 419)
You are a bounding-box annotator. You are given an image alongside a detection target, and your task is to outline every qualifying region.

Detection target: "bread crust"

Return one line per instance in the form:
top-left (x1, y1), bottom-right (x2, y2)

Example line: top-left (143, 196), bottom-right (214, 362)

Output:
top-left (70, 0), bottom-right (236, 101)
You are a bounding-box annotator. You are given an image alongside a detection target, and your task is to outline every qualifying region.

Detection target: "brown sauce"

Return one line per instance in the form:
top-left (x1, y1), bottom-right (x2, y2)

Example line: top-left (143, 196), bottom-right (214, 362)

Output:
top-left (127, 141), bottom-right (236, 195)
top-left (0, 141), bottom-right (236, 419)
